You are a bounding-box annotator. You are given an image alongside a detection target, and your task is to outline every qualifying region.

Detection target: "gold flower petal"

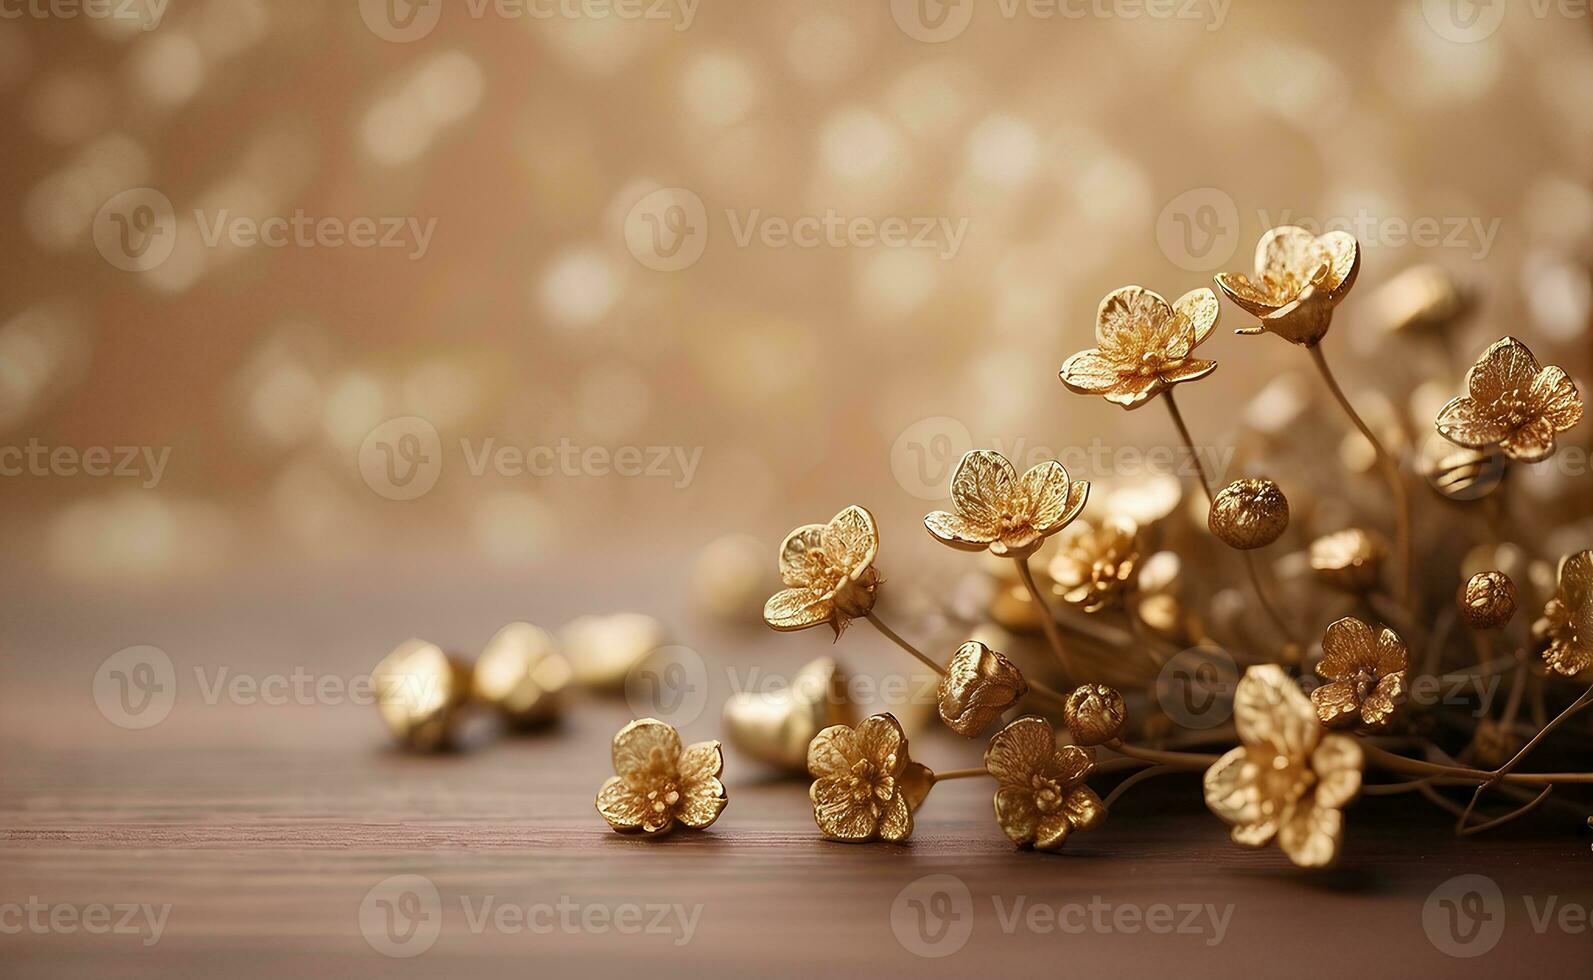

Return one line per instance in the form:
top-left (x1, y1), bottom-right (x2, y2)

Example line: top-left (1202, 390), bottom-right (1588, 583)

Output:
top-left (1468, 336), bottom-right (1542, 406)
top-left (854, 713), bottom-right (908, 776)
top-left (1374, 628), bottom-right (1410, 677)
top-left (1277, 804), bottom-right (1342, 868)
top-left (1159, 358), bottom-right (1218, 385)
top-left (1214, 272), bottom-right (1277, 318)
top-left (612, 718), bottom-right (682, 785)
top-left (1104, 372), bottom-right (1164, 409)
top-left (1051, 744), bottom-right (1095, 785)
top-left (1061, 785), bottom-right (1107, 832)
top-left (810, 776), bottom-right (879, 841)
top-left (1311, 735), bottom-right (1364, 810)
top-left (1436, 396), bottom-right (1512, 448)
top-left (1564, 551), bottom-right (1593, 637)
top-left (807, 723), bottom-right (861, 777)
top-left (1033, 812), bottom-right (1074, 851)
top-left (1096, 285), bottom-right (1171, 354)
top-left (823, 505), bottom-right (879, 574)
top-left (778, 525), bottom-right (828, 588)
top-left (924, 511), bottom-right (995, 551)
top-left (950, 451), bottom-right (1018, 529)
top-left (763, 587), bottom-right (832, 632)
top-left (1318, 617), bottom-right (1376, 679)
top-left (678, 739), bottom-right (724, 784)
top-left (937, 641), bottom-right (1028, 737)
top-left (1203, 746), bottom-right (1260, 827)
top-left (1499, 416), bottom-right (1557, 463)
top-left (1257, 225), bottom-right (1322, 287)
top-left (1530, 366), bottom-right (1584, 431)
top-left (900, 761), bottom-right (935, 812)
top-left (1361, 673), bottom-right (1405, 728)
top-left (1310, 681), bottom-right (1360, 728)
top-left (1059, 349), bottom-right (1122, 395)
top-left (1018, 462), bottom-right (1080, 537)
top-left (1314, 230), bottom-right (1361, 298)
top-left (1174, 287), bottom-right (1221, 346)
top-left (877, 792), bottom-right (913, 842)
top-left (596, 775), bottom-right (649, 830)
top-left (1233, 664), bottom-right (1319, 759)
top-left (984, 716), bottom-right (1057, 785)
top-left (994, 786), bottom-right (1040, 844)
top-left (1231, 819), bottom-right (1279, 848)
top-left (677, 775), bottom-right (728, 829)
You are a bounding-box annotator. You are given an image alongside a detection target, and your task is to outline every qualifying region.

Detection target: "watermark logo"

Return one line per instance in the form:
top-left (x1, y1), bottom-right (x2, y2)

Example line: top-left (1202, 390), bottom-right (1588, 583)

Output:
top-left (1155, 646), bottom-right (1238, 730)
top-left (890, 0), bottom-right (976, 43)
top-left (625, 187), bottom-right (710, 272)
top-left (1423, 874), bottom-right (1506, 957)
top-left (1157, 188), bottom-right (1240, 273)
top-left (360, 875), bottom-right (443, 958)
top-left (360, 0), bottom-right (699, 41)
top-left (0, 0), bottom-right (167, 30)
top-left (93, 188), bottom-right (176, 273)
top-left (0, 440), bottom-right (170, 488)
top-left (360, 0), bottom-right (444, 42)
top-left (891, 874), bottom-right (974, 958)
top-left (1422, 0), bottom-right (1508, 43)
top-left (624, 645), bottom-right (710, 726)
top-left (890, 416), bottom-right (975, 501)
top-left (360, 417), bottom-right (444, 502)
top-left (0, 899), bottom-right (170, 945)
top-left (93, 646), bottom-right (177, 730)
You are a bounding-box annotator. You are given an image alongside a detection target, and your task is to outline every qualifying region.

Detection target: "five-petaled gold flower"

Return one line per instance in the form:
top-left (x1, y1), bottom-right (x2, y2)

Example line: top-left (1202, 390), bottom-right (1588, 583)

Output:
top-left (1215, 226), bottom-right (1360, 347)
top-left (985, 717), bottom-right (1106, 851)
top-left (1048, 518), bottom-right (1141, 612)
top-left (1537, 550), bottom-right (1593, 677)
top-left (1436, 337), bottom-right (1584, 464)
top-left (924, 450), bottom-right (1089, 560)
top-left (1059, 285), bottom-right (1220, 409)
top-left (807, 713), bottom-right (931, 843)
top-left (1310, 617), bottom-right (1408, 729)
top-left (937, 640), bottom-right (1029, 737)
top-left (1204, 665), bottom-right (1362, 868)
top-left (596, 719), bottom-right (727, 835)
top-left (764, 506), bottom-right (881, 638)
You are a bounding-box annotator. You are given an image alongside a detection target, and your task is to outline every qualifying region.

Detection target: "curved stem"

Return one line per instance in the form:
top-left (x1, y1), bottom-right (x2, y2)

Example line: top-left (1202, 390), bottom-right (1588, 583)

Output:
top-left (1105, 739), bottom-right (1219, 769)
top-left (864, 611), bottom-right (1069, 709)
top-left (932, 767), bottom-right (989, 782)
top-left (1102, 764), bottom-right (1178, 807)
top-left (1309, 343), bottom-right (1413, 608)
top-left (1361, 741), bottom-right (1593, 785)
top-left (1457, 684), bottom-right (1593, 830)
top-left (1015, 557), bottom-right (1076, 684)
top-left (1162, 390), bottom-right (1299, 646)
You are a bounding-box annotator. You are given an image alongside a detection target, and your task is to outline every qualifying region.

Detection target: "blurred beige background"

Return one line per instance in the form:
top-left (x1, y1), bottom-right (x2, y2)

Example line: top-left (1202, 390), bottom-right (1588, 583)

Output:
top-left (1, 0), bottom-right (1590, 586)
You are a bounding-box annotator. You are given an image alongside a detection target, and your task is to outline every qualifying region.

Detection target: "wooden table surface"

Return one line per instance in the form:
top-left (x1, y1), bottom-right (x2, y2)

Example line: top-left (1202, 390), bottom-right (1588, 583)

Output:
top-left (2, 552), bottom-right (1590, 978)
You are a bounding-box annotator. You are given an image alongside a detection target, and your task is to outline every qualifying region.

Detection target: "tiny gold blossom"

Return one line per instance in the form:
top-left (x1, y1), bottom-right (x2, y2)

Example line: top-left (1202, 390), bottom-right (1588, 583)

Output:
top-left (936, 640), bottom-right (1029, 737)
top-left (1204, 665), bottom-right (1363, 868)
top-left (763, 506), bottom-right (881, 639)
top-left (596, 719), bottom-right (727, 836)
top-left (1436, 337), bottom-right (1584, 464)
top-left (1537, 550), bottom-right (1593, 677)
top-left (1048, 518), bottom-right (1140, 613)
top-left (1059, 285), bottom-right (1220, 409)
top-left (924, 450), bottom-right (1089, 560)
top-left (984, 717), bottom-right (1106, 852)
top-left (807, 713), bottom-right (931, 843)
top-left (1215, 226), bottom-right (1360, 347)
top-left (1063, 683), bottom-right (1127, 746)
top-left (1310, 617), bottom-right (1408, 730)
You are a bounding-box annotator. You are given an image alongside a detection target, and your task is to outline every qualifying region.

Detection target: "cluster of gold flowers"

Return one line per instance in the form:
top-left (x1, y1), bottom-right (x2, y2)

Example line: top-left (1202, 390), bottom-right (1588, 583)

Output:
top-left (742, 224), bottom-right (1592, 867)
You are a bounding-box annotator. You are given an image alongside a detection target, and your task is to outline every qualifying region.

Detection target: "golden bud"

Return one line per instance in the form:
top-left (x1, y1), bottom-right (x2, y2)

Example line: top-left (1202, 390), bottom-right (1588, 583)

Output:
top-left (372, 640), bottom-right (475, 752)
top-left (1063, 683), bottom-right (1127, 746)
top-left (1208, 478), bottom-right (1290, 550)
top-left (722, 657), bottom-right (852, 773)
top-left (1310, 528), bottom-right (1388, 593)
top-left (1458, 571), bottom-right (1518, 631)
top-left (936, 641), bottom-right (1028, 737)
top-left (473, 623), bottom-right (571, 727)
top-left (562, 613), bottom-right (666, 692)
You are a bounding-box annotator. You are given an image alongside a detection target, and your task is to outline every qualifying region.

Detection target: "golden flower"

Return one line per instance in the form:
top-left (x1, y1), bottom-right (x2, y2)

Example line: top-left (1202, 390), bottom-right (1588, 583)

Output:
top-left (763, 506), bottom-right (881, 638)
top-left (1204, 665), bottom-right (1363, 868)
top-left (596, 719), bottom-right (727, 835)
top-left (473, 622), bottom-right (571, 727)
top-left (1310, 617), bottom-right (1408, 729)
top-left (372, 640), bottom-right (474, 752)
top-left (924, 450), bottom-right (1089, 559)
top-left (1436, 337), bottom-right (1584, 463)
top-left (1048, 518), bottom-right (1140, 612)
top-left (984, 717), bottom-right (1106, 851)
top-left (1458, 571), bottom-right (1518, 631)
top-left (562, 613), bottom-right (666, 692)
top-left (1059, 285), bottom-right (1220, 409)
top-left (1368, 263), bottom-right (1476, 337)
top-left (1063, 683), bottom-right (1127, 746)
top-left (1215, 226), bottom-right (1360, 347)
top-left (1208, 478), bottom-right (1290, 551)
top-left (1536, 550), bottom-right (1593, 677)
top-left (936, 640), bottom-right (1028, 737)
top-left (1309, 528), bottom-right (1387, 593)
top-left (807, 713), bottom-right (931, 843)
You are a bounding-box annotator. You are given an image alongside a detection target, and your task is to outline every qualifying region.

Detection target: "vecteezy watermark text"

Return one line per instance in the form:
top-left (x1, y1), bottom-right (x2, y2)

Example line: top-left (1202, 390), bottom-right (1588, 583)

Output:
top-left (891, 0), bottom-right (1232, 43)
top-left (0, 899), bottom-right (170, 946)
top-left (0, 0), bottom-right (166, 29)
top-left (0, 440), bottom-right (170, 489)
top-left (359, 0), bottom-right (699, 43)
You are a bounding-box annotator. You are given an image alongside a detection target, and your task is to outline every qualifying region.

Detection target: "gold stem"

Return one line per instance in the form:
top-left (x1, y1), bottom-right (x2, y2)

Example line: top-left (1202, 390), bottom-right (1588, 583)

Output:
top-left (865, 611), bottom-right (1068, 711)
top-left (932, 767), bottom-right (989, 782)
top-left (1105, 739), bottom-right (1219, 769)
top-left (1014, 556), bottom-right (1077, 684)
top-left (1457, 684), bottom-right (1593, 830)
top-left (1162, 390), bottom-right (1299, 646)
top-left (1308, 343), bottom-right (1413, 608)
top-left (1361, 741), bottom-right (1593, 785)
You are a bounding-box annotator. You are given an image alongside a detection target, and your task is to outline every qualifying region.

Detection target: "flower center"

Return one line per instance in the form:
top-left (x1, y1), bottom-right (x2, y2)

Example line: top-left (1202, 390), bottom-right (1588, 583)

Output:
top-left (1495, 391), bottom-right (1534, 429)
top-left (646, 781), bottom-right (681, 815)
top-left (1353, 667), bottom-right (1379, 702)
top-left (1255, 752), bottom-right (1315, 818)
top-left (1030, 774), bottom-right (1064, 814)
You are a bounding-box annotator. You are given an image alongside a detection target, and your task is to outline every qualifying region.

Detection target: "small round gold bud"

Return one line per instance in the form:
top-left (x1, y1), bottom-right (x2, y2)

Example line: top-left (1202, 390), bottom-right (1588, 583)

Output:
top-left (1208, 478), bottom-right (1290, 550)
top-left (1063, 683), bottom-right (1126, 747)
top-left (1310, 528), bottom-right (1388, 593)
top-left (1458, 571), bottom-right (1517, 631)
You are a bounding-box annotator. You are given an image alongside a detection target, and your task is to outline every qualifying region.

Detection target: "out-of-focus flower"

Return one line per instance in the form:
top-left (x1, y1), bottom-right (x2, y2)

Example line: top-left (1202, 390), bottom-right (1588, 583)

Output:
top-left (936, 640), bottom-right (1028, 737)
top-left (1436, 337), bottom-right (1584, 463)
top-left (562, 613), bottom-right (666, 691)
top-left (1216, 226), bottom-right (1360, 346)
top-left (807, 713), bottom-right (929, 843)
top-left (924, 450), bottom-right (1089, 560)
top-left (1367, 264), bottom-right (1476, 337)
top-left (764, 506), bottom-right (881, 638)
top-left (1468, 718), bottom-right (1521, 769)
top-left (1309, 528), bottom-right (1387, 593)
top-left (1458, 571), bottom-right (1518, 631)
top-left (372, 639), bottom-right (473, 752)
top-left (596, 719), bottom-right (727, 835)
top-left (1204, 665), bottom-right (1363, 868)
top-left (1310, 617), bottom-right (1408, 729)
top-left (984, 716), bottom-right (1105, 852)
top-left (1062, 683), bottom-right (1126, 746)
top-left (1537, 550), bottom-right (1593, 677)
top-left (473, 622), bottom-right (570, 727)
top-left (1048, 518), bottom-right (1140, 612)
top-left (1059, 285), bottom-right (1219, 409)
top-left (1208, 478), bottom-right (1290, 550)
